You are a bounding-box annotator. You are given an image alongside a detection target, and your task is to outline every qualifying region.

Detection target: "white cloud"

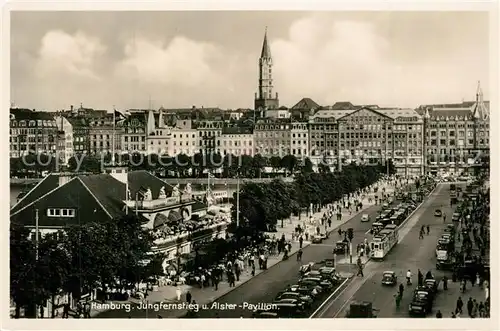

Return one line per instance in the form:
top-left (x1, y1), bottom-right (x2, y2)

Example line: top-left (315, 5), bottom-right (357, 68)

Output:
top-left (272, 16), bottom-right (488, 107)
top-left (35, 30), bottom-right (105, 80)
top-left (115, 36), bottom-right (222, 87)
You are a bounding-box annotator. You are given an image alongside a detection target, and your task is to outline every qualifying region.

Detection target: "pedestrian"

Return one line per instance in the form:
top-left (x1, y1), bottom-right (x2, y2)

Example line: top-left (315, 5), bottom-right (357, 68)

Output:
top-left (436, 310), bottom-right (443, 318)
top-left (467, 297), bottom-right (473, 317)
top-left (478, 301), bottom-right (485, 317)
top-left (251, 263), bottom-right (255, 277)
top-left (443, 276), bottom-right (448, 290)
top-left (426, 225), bottom-right (430, 235)
top-left (176, 286), bottom-right (182, 301)
top-left (297, 248), bottom-right (303, 262)
top-left (456, 297), bottom-right (463, 315)
top-left (186, 291), bottom-right (192, 304)
top-left (443, 214), bottom-right (447, 223)
top-left (299, 236), bottom-right (303, 249)
top-left (328, 219), bottom-right (332, 228)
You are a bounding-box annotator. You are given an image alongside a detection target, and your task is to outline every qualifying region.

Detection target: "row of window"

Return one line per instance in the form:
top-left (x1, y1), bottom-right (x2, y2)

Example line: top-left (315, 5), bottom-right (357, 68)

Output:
top-left (429, 139), bottom-right (488, 146)
top-left (11, 120), bottom-right (57, 127)
top-left (47, 208), bottom-right (76, 217)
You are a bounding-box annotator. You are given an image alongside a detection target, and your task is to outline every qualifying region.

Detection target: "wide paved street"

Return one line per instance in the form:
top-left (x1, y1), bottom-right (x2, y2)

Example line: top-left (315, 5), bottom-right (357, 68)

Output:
top-left (95, 182), bottom-right (410, 318)
top-left (316, 183), bottom-right (459, 318)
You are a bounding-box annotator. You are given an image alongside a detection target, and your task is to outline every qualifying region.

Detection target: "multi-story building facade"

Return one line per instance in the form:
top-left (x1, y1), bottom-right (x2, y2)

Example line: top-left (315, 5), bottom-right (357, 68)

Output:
top-left (170, 119), bottom-right (199, 156)
top-left (309, 106), bottom-right (424, 176)
top-left (9, 108), bottom-right (58, 158)
top-left (218, 126), bottom-right (254, 156)
top-left (253, 118), bottom-right (291, 157)
top-left (54, 114), bottom-right (74, 164)
top-left (416, 84), bottom-right (490, 176)
top-left (254, 29), bottom-right (279, 111)
top-left (88, 112), bottom-right (123, 156)
top-left (290, 121), bottom-right (309, 158)
top-left (67, 117), bottom-right (90, 155)
top-left (146, 109), bottom-right (172, 155)
top-left (121, 110), bottom-right (147, 154)
top-left (195, 120), bottom-right (223, 154)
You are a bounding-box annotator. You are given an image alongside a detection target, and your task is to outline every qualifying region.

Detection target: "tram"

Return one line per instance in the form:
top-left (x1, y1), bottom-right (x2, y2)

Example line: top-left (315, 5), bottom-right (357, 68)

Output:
top-left (370, 224), bottom-right (399, 260)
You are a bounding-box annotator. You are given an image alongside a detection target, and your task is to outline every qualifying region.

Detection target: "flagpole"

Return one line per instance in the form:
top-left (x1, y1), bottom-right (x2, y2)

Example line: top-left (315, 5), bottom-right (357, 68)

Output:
top-left (112, 106), bottom-right (116, 165)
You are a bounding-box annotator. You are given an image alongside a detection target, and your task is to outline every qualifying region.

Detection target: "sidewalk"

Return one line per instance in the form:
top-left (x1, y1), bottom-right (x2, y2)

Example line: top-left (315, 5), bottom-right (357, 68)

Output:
top-left (91, 177), bottom-right (401, 318)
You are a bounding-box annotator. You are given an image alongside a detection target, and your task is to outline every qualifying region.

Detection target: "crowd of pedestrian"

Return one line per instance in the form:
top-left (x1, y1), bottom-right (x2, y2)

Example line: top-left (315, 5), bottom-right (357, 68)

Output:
top-left (449, 179), bottom-right (490, 318)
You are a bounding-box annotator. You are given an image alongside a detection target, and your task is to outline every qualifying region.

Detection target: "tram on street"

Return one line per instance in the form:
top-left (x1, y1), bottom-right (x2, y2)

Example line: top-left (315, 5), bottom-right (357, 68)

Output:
top-left (370, 224), bottom-right (399, 260)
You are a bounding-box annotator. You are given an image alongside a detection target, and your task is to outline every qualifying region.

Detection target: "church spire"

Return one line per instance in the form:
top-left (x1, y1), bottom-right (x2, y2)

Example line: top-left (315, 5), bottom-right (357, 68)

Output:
top-left (260, 26), bottom-right (271, 59)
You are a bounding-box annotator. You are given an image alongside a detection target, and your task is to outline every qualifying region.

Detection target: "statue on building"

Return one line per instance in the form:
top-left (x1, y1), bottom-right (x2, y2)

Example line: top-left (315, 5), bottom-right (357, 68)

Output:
top-left (158, 186), bottom-right (166, 199)
top-left (144, 188), bottom-right (153, 201)
top-left (172, 184), bottom-right (180, 197)
top-left (183, 183), bottom-right (192, 196)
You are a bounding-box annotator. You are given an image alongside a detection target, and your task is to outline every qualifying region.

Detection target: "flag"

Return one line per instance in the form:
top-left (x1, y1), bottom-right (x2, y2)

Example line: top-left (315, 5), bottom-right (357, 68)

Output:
top-left (114, 109), bottom-right (129, 125)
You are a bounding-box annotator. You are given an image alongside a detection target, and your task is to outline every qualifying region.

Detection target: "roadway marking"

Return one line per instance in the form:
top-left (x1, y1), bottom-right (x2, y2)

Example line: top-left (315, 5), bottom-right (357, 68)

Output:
top-left (309, 278), bottom-right (350, 318)
top-left (333, 271), bottom-right (375, 318)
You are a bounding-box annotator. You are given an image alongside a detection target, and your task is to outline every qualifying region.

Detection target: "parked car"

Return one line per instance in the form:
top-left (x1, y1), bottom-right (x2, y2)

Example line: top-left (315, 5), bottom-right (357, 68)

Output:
top-left (424, 278), bottom-right (439, 296)
top-left (319, 267), bottom-right (341, 283)
top-left (300, 277), bottom-right (333, 290)
top-left (287, 284), bottom-right (322, 297)
top-left (272, 302), bottom-right (306, 317)
top-left (434, 209), bottom-right (442, 217)
top-left (273, 298), bottom-right (305, 311)
top-left (361, 214), bottom-right (370, 222)
top-left (381, 271), bottom-right (397, 286)
top-left (276, 292), bottom-right (313, 308)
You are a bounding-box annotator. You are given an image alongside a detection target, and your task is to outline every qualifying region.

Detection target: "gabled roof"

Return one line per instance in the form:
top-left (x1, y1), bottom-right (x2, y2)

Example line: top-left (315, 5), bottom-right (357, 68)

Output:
top-left (377, 108), bottom-right (421, 120)
top-left (336, 107), bottom-right (393, 121)
top-left (330, 102), bottom-right (358, 110)
top-left (291, 98), bottom-right (321, 110)
top-left (11, 171), bottom-right (178, 220)
top-left (10, 174), bottom-right (60, 213)
top-left (312, 109), bottom-right (356, 120)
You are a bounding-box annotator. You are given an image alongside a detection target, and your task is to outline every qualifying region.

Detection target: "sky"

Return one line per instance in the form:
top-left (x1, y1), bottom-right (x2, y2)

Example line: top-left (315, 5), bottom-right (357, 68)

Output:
top-left (10, 11), bottom-right (491, 111)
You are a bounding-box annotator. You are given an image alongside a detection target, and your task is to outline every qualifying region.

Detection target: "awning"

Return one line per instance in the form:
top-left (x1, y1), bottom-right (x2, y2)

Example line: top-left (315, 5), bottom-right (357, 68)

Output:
top-left (168, 211), bottom-right (182, 222)
top-left (153, 213), bottom-right (169, 228)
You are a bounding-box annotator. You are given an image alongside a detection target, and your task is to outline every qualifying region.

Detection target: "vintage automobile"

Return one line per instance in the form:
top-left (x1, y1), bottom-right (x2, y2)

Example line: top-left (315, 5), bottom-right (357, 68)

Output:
top-left (424, 278), bottom-right (439, 296)
top-left (381, 271), bottom-right (397, 286)
top-left (361, 214), bottom-right (371, 222)
top-left (299, 262), bottom-right (315, 275)
top-left (319, 267), bottom-right (341, 283)
top-left (434, 209), bottom-right (443, 217)
top-left (276, 291), bottom-right (313, 308)
top-left (272, 302), bottom-right (306, 317)
top-left (273, 298), bottom-right (305, 311)
top-left (287, 284), bottom-right (321, 298)
top-left (300, 277), bottom-right (334, 290)
top-left (409, 290), bottom-right (433, 315)
top-left (333, 240), bottom-right (348, 254)
top-left (312, 235), bottom-right (323, 244)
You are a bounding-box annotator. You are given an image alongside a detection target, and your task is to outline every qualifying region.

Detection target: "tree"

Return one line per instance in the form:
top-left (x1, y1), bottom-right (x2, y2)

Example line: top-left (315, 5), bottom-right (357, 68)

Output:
top-left (301, 157), bottom-right (314, 174)
top-left (269, 156), bottom-right (281, 174)
top-left (10, 222), bottom-right (38, 318)
top-left (252, 154), bottom-right (268, 178)
top-left (280, 155), bottom-right (298, 176)
top-left (36, 232), bottom-right (72, 318)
